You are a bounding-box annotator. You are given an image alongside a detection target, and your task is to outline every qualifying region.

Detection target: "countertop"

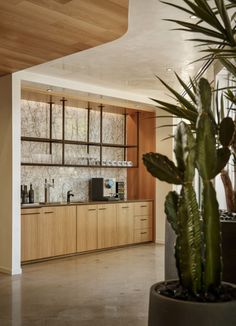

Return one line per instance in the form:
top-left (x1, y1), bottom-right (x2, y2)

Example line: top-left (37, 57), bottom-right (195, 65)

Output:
top-left (21, 199), bottom-right (153, 209)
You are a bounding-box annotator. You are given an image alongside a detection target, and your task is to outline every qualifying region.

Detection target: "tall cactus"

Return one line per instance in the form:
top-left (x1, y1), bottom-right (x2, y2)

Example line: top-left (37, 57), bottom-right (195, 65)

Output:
top-left (143, 77), bottom-right (234, 296)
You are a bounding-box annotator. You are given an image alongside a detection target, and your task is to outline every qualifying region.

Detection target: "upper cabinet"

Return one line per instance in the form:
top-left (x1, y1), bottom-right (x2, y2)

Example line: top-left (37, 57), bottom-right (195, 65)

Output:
top-left (21, 94), bottom-right (139, 169)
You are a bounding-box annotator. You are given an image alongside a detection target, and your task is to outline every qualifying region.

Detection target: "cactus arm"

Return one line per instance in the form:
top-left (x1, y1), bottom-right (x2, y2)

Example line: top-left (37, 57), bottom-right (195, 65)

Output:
top-left (196, 78), bottom-right (222, 291)
top-left (202, 183), bottom-right (221, 289)
top-left (219, 117), bottom-right (235, 147)
top-left (214, 147), bottom-right (231, 177)
top-left (165, 191), bottom-right (179, 234)
top-left (142, 152), bottom-right (183, 184)
top-left (177, 185), bottom-right (202, 294)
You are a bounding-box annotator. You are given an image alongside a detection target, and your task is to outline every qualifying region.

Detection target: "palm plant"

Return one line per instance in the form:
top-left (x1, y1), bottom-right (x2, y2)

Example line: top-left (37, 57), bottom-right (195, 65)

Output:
top-left (152, 0), bottom-right (236, 212)
top-left (143, 0), bottom-right (236, 299)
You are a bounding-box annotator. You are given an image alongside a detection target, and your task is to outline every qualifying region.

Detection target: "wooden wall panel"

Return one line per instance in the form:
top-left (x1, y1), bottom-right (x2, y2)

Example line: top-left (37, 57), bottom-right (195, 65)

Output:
top-left (127, 111), bottom-right (156, 200)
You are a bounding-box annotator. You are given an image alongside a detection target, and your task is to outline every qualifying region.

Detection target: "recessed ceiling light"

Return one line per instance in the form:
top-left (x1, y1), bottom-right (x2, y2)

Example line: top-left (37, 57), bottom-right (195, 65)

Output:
top-left (166, 68), bottom-right (172, 72)
top-left (190, 15), bottom-right (197, 19)
top-left (47, 88), bottom-right (52, 92)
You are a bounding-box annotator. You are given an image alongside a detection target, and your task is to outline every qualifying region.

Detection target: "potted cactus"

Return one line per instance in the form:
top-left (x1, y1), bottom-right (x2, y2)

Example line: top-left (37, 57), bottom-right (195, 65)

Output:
top-left (143, 1), bottom-right (236, 323)
top-left (143, 77), bottom-right (236, 325)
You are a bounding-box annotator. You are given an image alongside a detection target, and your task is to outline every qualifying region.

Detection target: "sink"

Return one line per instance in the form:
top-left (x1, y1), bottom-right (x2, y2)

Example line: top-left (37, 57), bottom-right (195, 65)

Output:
top-left (39, 201), bottom-right (85, 206)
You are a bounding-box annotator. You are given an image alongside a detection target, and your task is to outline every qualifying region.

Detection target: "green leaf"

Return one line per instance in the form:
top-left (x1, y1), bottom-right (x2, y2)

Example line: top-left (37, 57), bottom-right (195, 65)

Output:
top-left (219, 117), bottom-right (235, 147)
top-left (165, 19), bottom-right (227, 40)
top-left (143, 152), bottom-right (183, 185)
top-left (213, 147), bottom-right (231, 177)
top-left (214, 0), bottom-right (236, 45)
top-left (174, 72), bottom-right (197, 104)
top-left (156, 76), bottom-right (197, 113)
top-left (165, 191), bottom-right (179, 234)
top-left (220, 58), bottom-right (236, 78)
top-left (150, 98), bottom-right (198, 123)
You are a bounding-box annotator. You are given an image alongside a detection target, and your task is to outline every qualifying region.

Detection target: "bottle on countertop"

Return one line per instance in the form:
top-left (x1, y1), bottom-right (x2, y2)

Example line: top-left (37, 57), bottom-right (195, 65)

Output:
top-left (21, 185), bottom-right (24, 204)
top-left (29, 183), bottom-right (34, 203)
top-left (23, 185), bottom-right (29, 204)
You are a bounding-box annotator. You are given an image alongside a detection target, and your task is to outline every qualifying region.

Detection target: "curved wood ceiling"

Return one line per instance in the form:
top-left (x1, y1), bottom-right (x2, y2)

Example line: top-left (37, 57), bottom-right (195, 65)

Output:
top-left (0, 0), bottom-right (128, 76)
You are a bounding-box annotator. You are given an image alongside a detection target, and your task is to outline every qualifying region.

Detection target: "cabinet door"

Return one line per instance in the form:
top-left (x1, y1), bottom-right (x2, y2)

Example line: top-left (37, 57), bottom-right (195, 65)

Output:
top-left (134, 201), bottom-right (152, 216)
top-left (97, 204), bottom-right (117, 249)
top-left (77, 205), bottom-right (97, 252)
top-left (117, 203), bottom-right (134, 245)
top-left (39, 207), bottom-right (56, 259)
top-left (54, 206), bottom-right (76, 256)
top-left (21, 208), bottom-right (41, 261)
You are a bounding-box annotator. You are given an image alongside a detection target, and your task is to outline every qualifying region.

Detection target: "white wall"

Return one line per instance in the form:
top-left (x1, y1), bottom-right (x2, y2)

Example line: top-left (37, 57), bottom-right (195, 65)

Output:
top-left (0, 74), bottom-right (21, 275)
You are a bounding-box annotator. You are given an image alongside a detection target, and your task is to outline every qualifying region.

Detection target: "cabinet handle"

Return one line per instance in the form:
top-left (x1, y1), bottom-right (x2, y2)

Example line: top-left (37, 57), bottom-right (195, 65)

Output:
top-left (98, 208), bottom-right (106, 210)
top-left (140, 218), bottom-right (147, 221)
top-left (44, 211), bottom-right (54, 214)
top-left (141, 205), bottom-right (147, 208)
top-left (122, 206), bottom-right (129, 209)
top-left (22, 212), bottom-right (40, 216)
top-left (88, 209), bottom-right (96, 211)
top-left (141, 232), bottom-right (147, 234)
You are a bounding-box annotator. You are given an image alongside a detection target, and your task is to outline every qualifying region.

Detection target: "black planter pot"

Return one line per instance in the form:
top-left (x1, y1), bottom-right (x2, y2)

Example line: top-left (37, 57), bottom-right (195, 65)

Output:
top-left (148, 281), bottom-right (236, 326)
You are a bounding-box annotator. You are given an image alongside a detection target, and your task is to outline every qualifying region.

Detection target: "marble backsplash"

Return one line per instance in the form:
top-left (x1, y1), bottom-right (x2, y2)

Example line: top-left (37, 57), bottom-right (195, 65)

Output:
top-left (21, 166), bottom-right (127, 203)
top-left (21, 99), bottom-right (127, 202)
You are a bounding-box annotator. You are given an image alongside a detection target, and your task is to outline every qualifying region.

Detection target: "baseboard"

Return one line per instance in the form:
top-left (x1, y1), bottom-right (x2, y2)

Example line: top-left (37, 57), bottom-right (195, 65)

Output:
top-left (155, 239), bottom-right (165, 245)
top-left (0, 266), bottom-right (22, 275)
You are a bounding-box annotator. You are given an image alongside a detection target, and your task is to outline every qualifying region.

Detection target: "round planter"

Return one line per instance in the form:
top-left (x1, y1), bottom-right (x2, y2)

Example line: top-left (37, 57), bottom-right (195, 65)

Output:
top-left (148, 281), bottom-right (236, 326)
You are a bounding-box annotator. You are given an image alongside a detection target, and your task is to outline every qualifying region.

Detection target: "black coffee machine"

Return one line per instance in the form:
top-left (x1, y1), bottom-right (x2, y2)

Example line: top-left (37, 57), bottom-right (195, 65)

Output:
top-left (89, 178), bottom-right (124, 201)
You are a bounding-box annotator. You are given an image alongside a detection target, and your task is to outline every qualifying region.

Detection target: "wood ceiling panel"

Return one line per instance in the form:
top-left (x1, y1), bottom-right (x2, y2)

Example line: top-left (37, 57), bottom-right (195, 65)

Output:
top-left (0, 0), bottom-right (129, 76)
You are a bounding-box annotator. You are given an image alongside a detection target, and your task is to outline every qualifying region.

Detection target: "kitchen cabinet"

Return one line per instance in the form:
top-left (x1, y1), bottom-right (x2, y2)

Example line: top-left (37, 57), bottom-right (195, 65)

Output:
top-left (21, 206), bottom-right (76, 261)
top-left (21, 208), bottom-right (41, 261)
top-left (77, 205), bottom-right (97, 252)
top-left (133, 201), bottom-right (153, 243)
top-left (21, 200), bottom-right (153, 263)
top-left (97, 204), bottom-right (117, 249)
top-left (117, 203), bottom-right (134, 245)
top-left (53, 206), bottom-right (76, 256)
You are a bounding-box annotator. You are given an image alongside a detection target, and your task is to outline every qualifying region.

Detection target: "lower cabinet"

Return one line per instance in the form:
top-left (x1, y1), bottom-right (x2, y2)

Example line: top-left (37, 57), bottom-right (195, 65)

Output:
top-left (117, 203), bottom-right (134, 245)
top-left (53, 206), bottom-right (76, 256)
top-left (21, 201), bottom-right (153, 262)
top-left (21, 208), bottom-right (41, 261)
top-left (21, 206), bottom-right (76, 261)
top-left (97, 204), bottom-right (117, 249)
top-left (77, 205), bottom-right (97, 252)
top-left (133, 202), bottom-right (153, 243)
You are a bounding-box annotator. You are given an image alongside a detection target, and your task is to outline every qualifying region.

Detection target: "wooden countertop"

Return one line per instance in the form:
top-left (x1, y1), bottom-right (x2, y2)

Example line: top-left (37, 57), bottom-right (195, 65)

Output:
top-left (21, 199), bottom-right (153, 209)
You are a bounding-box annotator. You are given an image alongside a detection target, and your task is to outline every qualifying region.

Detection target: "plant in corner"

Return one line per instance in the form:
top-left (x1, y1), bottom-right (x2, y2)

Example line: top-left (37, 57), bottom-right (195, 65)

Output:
top-left (142, 1), bottom-right (236, 325)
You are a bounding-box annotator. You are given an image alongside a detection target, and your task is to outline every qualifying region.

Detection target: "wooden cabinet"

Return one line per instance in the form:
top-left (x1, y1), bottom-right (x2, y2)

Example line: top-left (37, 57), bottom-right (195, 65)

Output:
top-left (77, 205), bottom-right (97, 252)
top-left (53, 206), bottom-right (76, 256)
top-left (21, 200), bottom-right (153, 262)
top-left (97, 204), bottom-right (117, 249)
top-left (21, 208), bottom-right (41, 261)
top-left (117, 203), bottom-right (134, 245)
top-left (133, 201), bottom-right (153, 243)
top-left (21, 205), bottom-right (76, 261)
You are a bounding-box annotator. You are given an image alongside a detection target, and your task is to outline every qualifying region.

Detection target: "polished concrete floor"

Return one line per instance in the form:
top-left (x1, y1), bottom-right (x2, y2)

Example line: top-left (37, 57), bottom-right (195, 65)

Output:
top-left (0, 244), bottom-right (164, 326)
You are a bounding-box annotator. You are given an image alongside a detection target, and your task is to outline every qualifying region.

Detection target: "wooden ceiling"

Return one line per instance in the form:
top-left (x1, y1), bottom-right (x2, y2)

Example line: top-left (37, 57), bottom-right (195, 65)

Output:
top-left (0, 0), bottom-right (129, 76)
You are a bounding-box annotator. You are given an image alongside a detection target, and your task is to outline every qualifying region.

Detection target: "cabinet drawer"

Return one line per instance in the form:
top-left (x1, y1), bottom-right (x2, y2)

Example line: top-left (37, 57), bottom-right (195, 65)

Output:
top-left (134, 202), bottom-right (152, 216)
top-left (21, 208), bottom-right (41, 215)
top-left (134, 228), bottom-right (152, 243)
top-left (134, 216), bottom-right (152, 229)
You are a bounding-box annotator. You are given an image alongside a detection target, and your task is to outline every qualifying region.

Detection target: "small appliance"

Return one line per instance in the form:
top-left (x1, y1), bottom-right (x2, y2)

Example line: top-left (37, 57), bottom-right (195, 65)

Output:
top-left (89, 178), bottom-right (118, 201)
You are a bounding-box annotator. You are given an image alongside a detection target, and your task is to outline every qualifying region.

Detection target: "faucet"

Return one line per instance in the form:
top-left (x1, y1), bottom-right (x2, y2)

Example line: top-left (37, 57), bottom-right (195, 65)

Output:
top-left (44, 179), bottom-right (54, 203)
top-left (67, 190), bottom-right (74, 203)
